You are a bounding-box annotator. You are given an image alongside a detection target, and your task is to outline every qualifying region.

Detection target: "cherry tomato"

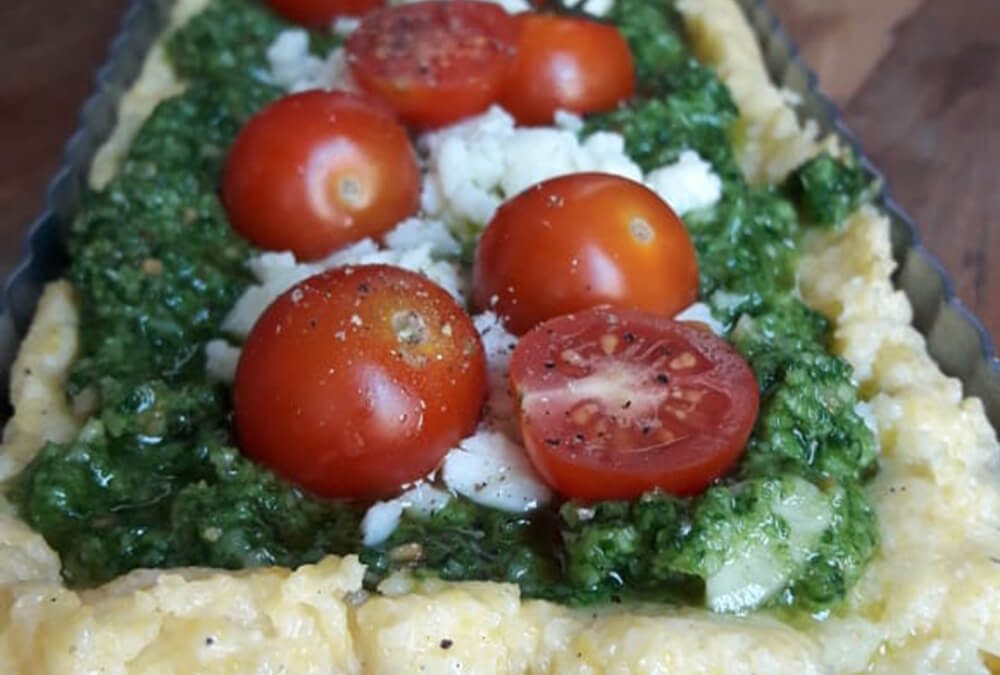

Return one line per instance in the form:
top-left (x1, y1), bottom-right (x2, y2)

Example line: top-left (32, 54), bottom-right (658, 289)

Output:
top-left (498, 14), bottom-right (635, 126)
top-left (264, 0), bottom-right (384, 27)
top-left (222, 91), bottom-right (420, 261)
top-left (510, 306), bottom-right (759, 500)
top-left (473, 173), bottom-right (698, 335)
top-left (345, 1), bottom-right (519, 128)
top-left (234, 265), bottom-right (487, 500)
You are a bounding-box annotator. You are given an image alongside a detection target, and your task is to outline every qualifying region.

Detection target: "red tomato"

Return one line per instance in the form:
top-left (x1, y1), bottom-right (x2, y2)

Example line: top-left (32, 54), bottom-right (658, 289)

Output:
top-left (510, 306), bottom-right (759, 500)
top-left (222, 91), bottom-right (420, 261)
top-left (498, 14), bottom-right (635, 126)
top-left (473, 173), bottom-right (698, 335)
top-left (345, 1), bottom-right (519, 128)
top-left (234, 265), bottom-right (487, 500)
top-left (264, 0), bottom-right (384, 27)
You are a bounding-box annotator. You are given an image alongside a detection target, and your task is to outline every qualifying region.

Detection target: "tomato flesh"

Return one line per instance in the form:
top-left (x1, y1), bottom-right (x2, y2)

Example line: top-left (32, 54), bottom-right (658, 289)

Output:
top-left (474, 173), bottom-right (698, 335)
top-left (222, 91), bottom-right (420, 261)
top-left (346, 1), bottom-right (519, 128)
top-left (499, 14), bottom-right (635, 126)
top-left (264, 0), bottom-right (384, 27)
top-left (510, 306), bottom-right (759, 500)
top-left (234, 265), bottom-right (487, 500)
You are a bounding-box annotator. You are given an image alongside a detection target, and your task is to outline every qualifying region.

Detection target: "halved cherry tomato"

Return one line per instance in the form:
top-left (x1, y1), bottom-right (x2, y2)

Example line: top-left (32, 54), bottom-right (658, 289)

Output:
top-left (222, 91), bottom-right (420, 261)
top-left (510, 306), bottom-right (759, 500)
top-left (264, 0), bottom-right (384, 27)
top-left (345, 1), bottom-right (519, 128)
top-left (234, 265), bottom-right (487, 500)
top-left (498, 14), bottom-right (635, 126)
top-left (473, 173), bottom-right (698, 335)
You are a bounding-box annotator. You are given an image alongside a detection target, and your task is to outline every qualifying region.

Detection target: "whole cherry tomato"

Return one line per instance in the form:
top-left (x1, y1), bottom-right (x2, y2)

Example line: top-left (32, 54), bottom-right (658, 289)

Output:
top-left (498, 14), bottom-right (635, 125)
top-left (234, 265), bottom-right (487, 499)
top-left (474, 173), bottom-right (698, 334)
top-left (346, 1), bottom-right (519, 128)
top-left (510, 306), bottom-right (759, 500)
top-left (222, 91), bottom-right (420, 260)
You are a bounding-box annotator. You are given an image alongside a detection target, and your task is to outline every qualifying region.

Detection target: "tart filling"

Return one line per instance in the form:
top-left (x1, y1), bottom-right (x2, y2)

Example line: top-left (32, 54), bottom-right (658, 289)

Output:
top-left (0, 0), bottom-right (996, 672)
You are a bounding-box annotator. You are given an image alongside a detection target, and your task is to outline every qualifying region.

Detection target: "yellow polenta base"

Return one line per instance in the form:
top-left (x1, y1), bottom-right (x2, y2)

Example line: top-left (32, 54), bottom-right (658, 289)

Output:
top-left (0, 0), bottom-right (997, 672)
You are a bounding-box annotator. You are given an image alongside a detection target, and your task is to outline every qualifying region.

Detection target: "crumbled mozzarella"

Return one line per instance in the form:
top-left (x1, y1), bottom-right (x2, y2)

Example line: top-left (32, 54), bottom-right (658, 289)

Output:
top-left (644, 150), bottom-right (724, 215)
top-left (441, 430), bottom-right (551, 512)
top-left (205, 339), bottom-right (241, 383)
top-left (553, 109), bottom-right (585, 132)
top-left (383, 217), bottom-right (462, 258)
top-left (361, 483), bottom-right (451, 546)
top-left (420, 105), bottom-right (643, 228)
top-left (266, 29), bottom-right (357, 93)
top-left (558, 0), bottom-right (615, 16)
top-left (473, 312), bottom-right (519, 437)
top-left (706, 478), bottom-right (832, 613)
top-left (421, 108), bottom-right (724, 237)
top-left (581, 0), bottom-right (615, 15)
top-left (215, 218), bottom-right (465, 369)
top-left (331, 16), bottom-right (360, 36)
top-left (674, 302), bottom-right (726, 336)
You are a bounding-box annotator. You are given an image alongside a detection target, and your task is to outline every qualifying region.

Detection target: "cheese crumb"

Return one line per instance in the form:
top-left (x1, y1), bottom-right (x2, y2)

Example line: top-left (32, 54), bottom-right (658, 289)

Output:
top-left (266, 29), bottom-right (357, 93)
top-left (441, 431), bottom-right (551, 512)
top-left (644, 150), bottom-right (724, 215)
top-left (361, 483), bottom-right (451, 546)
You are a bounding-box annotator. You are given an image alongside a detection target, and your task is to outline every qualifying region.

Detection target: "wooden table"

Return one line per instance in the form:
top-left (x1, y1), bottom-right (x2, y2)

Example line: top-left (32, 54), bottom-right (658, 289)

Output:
top-left (0, 0), bottom-right (997, 340)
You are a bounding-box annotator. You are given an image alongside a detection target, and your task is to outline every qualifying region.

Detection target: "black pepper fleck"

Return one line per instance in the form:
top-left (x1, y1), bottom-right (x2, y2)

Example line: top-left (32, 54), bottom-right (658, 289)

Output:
top-left (440, 638), bottom-right (453, 649)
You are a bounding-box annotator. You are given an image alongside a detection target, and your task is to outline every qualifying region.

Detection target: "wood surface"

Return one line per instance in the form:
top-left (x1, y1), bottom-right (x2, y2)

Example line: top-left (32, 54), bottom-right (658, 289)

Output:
top-left (0, 0), bottom-right (997, 340)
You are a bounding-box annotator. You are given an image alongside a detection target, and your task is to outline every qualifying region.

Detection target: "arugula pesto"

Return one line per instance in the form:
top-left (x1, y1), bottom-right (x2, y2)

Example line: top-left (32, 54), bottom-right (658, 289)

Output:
top-left (8, 0), bottom-right (876, 612)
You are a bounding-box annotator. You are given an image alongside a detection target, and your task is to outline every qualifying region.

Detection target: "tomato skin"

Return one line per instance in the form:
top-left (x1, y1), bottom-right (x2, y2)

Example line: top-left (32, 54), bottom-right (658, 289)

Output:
top-left (222, 91), bottom-right (420, 261)
top-left (510, 306), bottom-right (759, 501)
top-left (498, 14), bottom-right (635, 126)
top-left (264, 0), bottom-right (384, 27)
top-left (473, 172), bottom-right (698, 335)
top-left (346, 1), bottom-right (519, 128)
top-left (234, 265), bottom-right (487, 500)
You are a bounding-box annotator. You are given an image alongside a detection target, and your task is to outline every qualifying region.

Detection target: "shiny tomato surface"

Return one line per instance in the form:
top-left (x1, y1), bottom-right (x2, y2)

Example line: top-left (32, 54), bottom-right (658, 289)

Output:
top-left (498, 14), bottom-right (635, 125)
top-left (510, 306), bottom-right (759, 500)
top-left (234, 265), bottom-right (487, 499)
top-left (265, 0), bottom-right (384, 27)
top-left (346, 1), bottom-right (519, 128)
top-left (222, 91), bottom-right (420, 260)
top-left (474, 173), bottom-right (698, 334)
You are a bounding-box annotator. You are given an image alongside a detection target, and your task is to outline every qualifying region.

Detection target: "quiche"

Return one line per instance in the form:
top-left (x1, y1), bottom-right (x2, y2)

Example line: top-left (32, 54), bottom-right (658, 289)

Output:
top-left (0, 0), bottom-right (997, 673)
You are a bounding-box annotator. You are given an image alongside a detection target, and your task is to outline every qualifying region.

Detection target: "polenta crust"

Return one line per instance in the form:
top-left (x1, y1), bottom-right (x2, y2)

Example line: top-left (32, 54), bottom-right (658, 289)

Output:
top-left (0, 0), bottom-right (997, 672)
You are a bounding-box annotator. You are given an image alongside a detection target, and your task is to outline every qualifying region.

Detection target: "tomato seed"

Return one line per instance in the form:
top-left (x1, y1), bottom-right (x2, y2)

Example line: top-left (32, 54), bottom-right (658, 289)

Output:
top-left (600, 333), bottom-right (618, 355)
top-left (669, 352), bottom-right (697, 370)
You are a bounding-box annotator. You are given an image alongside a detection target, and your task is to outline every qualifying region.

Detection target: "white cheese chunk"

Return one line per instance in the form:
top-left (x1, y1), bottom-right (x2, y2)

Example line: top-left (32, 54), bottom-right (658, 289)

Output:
top-left (421, 108), bottom-right (724, 238)
top-left (361, 483), bottom-right (451, 546)
top-left (420, 105), bottom-right (644, 229)
top-left (558, 0), bottom-right (616, 16)
top-left (204, 339), bottom-right (241, 383)
top-left (473, 312), bottom-right (519, 438)
top-left (645, 150), bottom-right (724, 215)
top-left (331, 16), bottom-right (360, 37)
top-left (441, 430), bottom-right (551, 512)
top-left (706, 478), bottom-right (833, 613)
top-left (266, 29), bottom-right (357, 93)
top-left (674, 301), bottom-right (726, 336)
